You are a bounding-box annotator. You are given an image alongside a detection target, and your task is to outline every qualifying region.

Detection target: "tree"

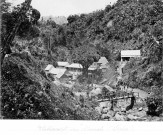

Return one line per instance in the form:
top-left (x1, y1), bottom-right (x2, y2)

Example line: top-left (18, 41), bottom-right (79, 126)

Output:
top-left (46, 17), bottom-right (56, 28)
top-left (56, 47), bottom-right (70, 61)
top-left (41, 31), bottom-right (53, 61)
top-left (104, 4), bottom-right (112, 13)
top-left (71, 42), bottom-right (100, 77)
top-left (1, 0), bottom-right (11, 13)
top-left (1, 0), bottom-right (40, 65)
top-left (67, 15), bottom-right (79, 24)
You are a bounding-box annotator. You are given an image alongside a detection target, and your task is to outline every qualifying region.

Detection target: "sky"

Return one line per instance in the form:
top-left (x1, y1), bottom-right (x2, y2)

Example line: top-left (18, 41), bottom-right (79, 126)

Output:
top-left (8, 0), bottom-right (117, 17)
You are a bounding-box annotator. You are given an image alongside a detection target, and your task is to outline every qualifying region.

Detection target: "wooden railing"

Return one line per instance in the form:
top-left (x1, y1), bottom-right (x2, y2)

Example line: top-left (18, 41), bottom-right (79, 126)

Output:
top-left (97, 92), bottom-right (139, 102)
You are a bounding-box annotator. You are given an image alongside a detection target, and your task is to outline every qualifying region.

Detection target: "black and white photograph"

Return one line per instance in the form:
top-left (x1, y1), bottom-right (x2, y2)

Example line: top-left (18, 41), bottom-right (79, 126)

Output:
top-left (0, 0), bottom-right (163, 129)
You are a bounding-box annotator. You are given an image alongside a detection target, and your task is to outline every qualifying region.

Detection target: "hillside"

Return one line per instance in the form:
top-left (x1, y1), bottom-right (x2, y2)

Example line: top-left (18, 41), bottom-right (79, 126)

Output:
top-left (1, 0), bottom-right (163, 120)
top-left (1, 53), bottom-right (99, 119)
top-left (62, 0), bottom-right (163, 95)
top-left (42, 16), bottom-right (68, 24)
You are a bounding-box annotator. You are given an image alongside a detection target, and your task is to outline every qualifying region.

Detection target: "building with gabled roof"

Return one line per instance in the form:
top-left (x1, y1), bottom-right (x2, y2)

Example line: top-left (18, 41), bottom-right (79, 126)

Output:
top-left (57, 61), bottom-right (69, 68)
top-left (45, 64), bottom-right (68, 79)
top-left (121, 50), bottom-right (141, 61)
top-left (121, 50), bottom-right (140, 57)
top-left (66, 63), bottom-right (97, 72)
top-left (97, 57), bottom-right (108, 66)
top-left (66, 63), bottom-right (83, 69)
top-left (49, 68), bottom-right (67, 79)
top-left (45, 64), bottom-right (55, 71)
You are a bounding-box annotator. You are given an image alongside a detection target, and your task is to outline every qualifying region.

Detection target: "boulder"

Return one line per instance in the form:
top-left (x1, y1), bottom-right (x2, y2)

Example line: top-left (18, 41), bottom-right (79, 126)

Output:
top-left (148, 116), bottom-right (161, 121)
top-left (102, 108), bottom-right (109, 114)
top-left (107, 110), bottom-right (116, 117)
top-left (138, 107), bottom-right (143, 111)
top-left (114, 107), bottom-right (120, 112)
top-left (136, 111), bottom-right (147, 117)
top-left (131, 110), bottom-right (146, 118)
top-left (38, 112), bottom-right (42, 116)
top-left (126, 109), bottom-right (135, 114)
top-left (89, 88), bottom-right (102, 97)
top-left (103, 119), bottom-right (109, 121)
top-left (107, 102), bottom-right (112, 109)
top-left (99, 102), bottom-right (109, 108)
top-left (153, 117), bottom-right (162, 121)
top-left (160, 113), bottom-right (163, 117)
top-left (127, 114), bottom-right (138, 120)
top-left (137, 118), bottom-right (147, 121)
top-left (136, 98), bottom-right (144, 103)
top-left (121, 107), bottom-right (126, 112)
top-left (114, 113), bottom-right (127, 121)
top-left (117, 101), bottom-right (129, 108)
top-left (109, 117), bottom-right (116, 121)
top-left (143, 107), bottom-right (148, 112)
top-left (101, 114), bottom-right (110, 120)
top-left (95, 106), bottom-right (102, 114)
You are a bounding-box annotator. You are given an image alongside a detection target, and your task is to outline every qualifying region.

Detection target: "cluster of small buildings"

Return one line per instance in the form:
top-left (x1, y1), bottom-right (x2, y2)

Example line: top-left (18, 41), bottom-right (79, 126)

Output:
top-left (44, 57), bottom-right (109, 81)
top-left (44, 50), bottom-right (142, 90)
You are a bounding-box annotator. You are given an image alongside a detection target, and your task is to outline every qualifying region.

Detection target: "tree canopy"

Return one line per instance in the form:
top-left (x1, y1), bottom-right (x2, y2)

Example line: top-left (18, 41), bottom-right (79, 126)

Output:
top-left (72, 42), bottom-right (100, 76)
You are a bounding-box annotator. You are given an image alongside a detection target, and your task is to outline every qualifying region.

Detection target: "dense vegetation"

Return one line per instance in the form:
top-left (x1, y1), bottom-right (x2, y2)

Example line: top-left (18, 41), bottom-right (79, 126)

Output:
top-left (1, 53), bottom-right (99, 119)
top-left (38, 0), bottom-right (163, 88)
top-left (1, 0), bottom-right (163, 119)
top-left (43, 0), bottom-right (162, 94)
top-left (1, 0), bottom-right (99, 119)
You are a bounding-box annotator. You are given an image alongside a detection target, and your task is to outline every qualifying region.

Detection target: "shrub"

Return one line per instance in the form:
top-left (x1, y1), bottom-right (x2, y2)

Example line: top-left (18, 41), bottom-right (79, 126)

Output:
top-left (146, 97), bottom-right (163, 116)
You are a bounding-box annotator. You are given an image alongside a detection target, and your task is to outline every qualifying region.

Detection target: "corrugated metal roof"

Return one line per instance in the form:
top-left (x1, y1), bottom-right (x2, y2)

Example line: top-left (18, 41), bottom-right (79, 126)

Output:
top-left (45, 64), bottom-right (54, 71)
top-left (88, 67), bottom-right (97, 70)
top-left (49, 68), bottom-right (67, 78)
top-left (57, 62), bottom-right (69, 67)
top-left (63, 62), bottom-right (99, 70)
top-left (56, 70), bottom-right (67, 78)
top-left (66, 63), bottom-right (83, 68)
top-left (97, 57), bottom-right (108, 65)
top-left (121, 50), bottom-right (141, 57)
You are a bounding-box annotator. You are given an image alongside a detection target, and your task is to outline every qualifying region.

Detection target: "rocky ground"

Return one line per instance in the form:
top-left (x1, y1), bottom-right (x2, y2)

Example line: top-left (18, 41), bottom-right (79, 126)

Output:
top-left (95, 98), bottom-right (163, 121)
top-left (92, 61), bottom-right (161, 121)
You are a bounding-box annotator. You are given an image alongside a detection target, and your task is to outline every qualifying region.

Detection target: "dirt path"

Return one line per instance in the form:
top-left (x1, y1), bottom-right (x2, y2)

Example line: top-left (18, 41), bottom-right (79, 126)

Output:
top-left (122, 87), bottom-right (148, 99)
top-left (117, 61), bottom-right (148, 99)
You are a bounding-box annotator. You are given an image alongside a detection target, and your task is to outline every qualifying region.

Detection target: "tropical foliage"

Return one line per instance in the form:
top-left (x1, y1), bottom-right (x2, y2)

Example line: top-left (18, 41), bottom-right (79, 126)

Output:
top-left (1, 0), bottom-right (163, 119)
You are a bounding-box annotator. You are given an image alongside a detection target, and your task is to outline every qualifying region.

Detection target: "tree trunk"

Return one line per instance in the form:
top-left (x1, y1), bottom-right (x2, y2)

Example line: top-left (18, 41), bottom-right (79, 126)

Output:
top-left (1, 51), bottom-right (6, 66)
top-left (82, 65), bottom-right (89, 78)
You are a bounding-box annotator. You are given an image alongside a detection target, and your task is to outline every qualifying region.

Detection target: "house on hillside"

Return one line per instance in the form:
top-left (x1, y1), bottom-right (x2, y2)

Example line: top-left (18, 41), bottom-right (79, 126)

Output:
top-left (66, 63), bottom-right (83, 72)
top-left (121, 50), bottom-right (141, 62)
top-left (45, 64), bottom-right (55, 73)
top-left (65, 63), bottom-right (83, 80)
top-left (49, 68), bottom-right (68, 80)
top-left (120, 50), bottom-right (141, 75)
top-left (66, 63), bottom-right (98, 73)
top-left (90, 57), bottom-right (109, 72)
top-left (57, 61), bottom-right (69, 68)
top-left (97, 57), bottom-right (108, 66)
top-left (88, 57), bottom-right (109, 71)
top-left (65, 63), bottom-right (99, 80)
top-left (45, 64), bottom-right (69, 80)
